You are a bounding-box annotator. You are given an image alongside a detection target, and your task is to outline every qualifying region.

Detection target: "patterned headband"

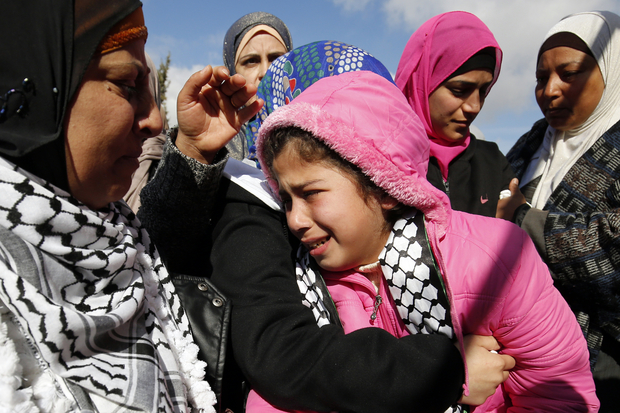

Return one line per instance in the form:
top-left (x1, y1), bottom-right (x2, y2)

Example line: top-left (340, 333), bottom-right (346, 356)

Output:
top-left (97, 7), bottom-right (148, 54)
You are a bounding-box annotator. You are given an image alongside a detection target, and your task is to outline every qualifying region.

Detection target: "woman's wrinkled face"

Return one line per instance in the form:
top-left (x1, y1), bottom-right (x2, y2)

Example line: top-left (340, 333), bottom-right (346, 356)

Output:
top-left (428, 69), bottom-right (493, 142)
top-left (63, 39), bottom-right (162, 210)
top-left (535, 46), bottom-right (604, 131)
top-left (235, 32), bottom-right (287, 87)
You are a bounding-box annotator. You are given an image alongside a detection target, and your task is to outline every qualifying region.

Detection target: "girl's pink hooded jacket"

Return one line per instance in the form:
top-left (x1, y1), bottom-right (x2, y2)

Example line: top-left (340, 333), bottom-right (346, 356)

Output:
top-left (257, 71), bottom-right (598, 412)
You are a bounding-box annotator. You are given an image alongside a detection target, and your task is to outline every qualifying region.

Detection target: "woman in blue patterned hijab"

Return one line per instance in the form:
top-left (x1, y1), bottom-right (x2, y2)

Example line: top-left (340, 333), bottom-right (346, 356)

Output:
top-left (244, 40), bottom-right (394, 165)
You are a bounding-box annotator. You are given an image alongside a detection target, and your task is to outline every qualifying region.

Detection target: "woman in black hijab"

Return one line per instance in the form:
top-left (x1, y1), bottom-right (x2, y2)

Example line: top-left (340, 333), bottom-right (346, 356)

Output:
top-left (0, 0), bottom-right (259, 411)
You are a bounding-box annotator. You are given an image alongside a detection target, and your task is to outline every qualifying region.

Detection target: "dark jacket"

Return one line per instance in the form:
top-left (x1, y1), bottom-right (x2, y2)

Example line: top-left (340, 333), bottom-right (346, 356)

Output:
top-left (138, 134), bottom-right (242, 412)
top-left (139, 139), bottom-right (465, 413)
top-left (172, 274), bottom-right (233, 410)
top-left (426, 135), bottom-right (515, 217)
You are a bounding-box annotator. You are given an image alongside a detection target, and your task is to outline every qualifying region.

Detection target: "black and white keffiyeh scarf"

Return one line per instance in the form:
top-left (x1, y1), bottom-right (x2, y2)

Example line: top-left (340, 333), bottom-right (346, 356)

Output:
top-left (0, 157), bottom-right (216, 412)
top-left (296, 210), bottom-right (462, 413)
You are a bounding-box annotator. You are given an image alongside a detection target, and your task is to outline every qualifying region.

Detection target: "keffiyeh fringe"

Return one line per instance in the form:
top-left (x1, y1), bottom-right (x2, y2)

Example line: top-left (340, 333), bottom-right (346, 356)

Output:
top-left (0, 304), bottom-right (75, 413)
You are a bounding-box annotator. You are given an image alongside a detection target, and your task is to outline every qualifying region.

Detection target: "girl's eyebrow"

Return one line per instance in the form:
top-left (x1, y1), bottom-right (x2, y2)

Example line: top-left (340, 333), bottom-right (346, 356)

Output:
top-left (279, 178), bottom-right (323, 196)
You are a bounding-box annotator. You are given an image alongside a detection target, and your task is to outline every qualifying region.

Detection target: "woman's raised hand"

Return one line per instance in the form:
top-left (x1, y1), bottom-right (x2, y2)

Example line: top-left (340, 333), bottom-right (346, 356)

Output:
top-left (176, 65), bottom-right (263, 164)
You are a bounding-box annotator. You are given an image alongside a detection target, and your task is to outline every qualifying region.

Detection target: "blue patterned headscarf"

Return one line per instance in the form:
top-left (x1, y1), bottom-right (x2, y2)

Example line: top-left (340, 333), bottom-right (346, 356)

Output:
top-left (245, 40), bottom-right (394, 165)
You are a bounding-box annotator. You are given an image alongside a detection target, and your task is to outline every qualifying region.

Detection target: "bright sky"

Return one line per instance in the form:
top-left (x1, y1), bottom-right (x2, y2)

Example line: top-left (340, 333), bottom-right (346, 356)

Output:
top-left (143, 0), bottom-right (620, 154)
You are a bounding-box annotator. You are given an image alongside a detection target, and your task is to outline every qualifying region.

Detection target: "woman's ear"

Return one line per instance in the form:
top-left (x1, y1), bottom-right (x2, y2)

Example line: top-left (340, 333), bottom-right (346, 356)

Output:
top-left (380, 195), bottom-right (399, 211)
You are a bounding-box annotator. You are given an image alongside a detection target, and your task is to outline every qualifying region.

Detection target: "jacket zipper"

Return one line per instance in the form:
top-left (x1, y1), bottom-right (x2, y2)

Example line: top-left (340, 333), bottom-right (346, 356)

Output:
top-left (443, 178), bottom-right (450, 198)
top-left (370, 294), bottom-right (382, 321)
top-left (338, 275), bottom-right (384, 323)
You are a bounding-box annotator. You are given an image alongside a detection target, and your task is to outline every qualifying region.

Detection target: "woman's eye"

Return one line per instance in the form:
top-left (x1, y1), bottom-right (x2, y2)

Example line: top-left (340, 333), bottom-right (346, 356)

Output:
top-left (269, 53), bottom-right (285, 63)
top-left (122, 84), bottom-right (138, 98)
top-left (241, 57), bottom-right (260, 66)
top-left (111, 81), bottom-right (138, 100)
top-left (535, 73), bottom-right (548, 85)
top-left (561, 71), bottom-right (580, 81)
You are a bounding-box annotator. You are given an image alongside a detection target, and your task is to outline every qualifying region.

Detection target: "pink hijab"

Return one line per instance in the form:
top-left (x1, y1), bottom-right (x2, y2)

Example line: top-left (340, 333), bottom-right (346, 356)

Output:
top-left (395, 11), bottom-right (502, 179)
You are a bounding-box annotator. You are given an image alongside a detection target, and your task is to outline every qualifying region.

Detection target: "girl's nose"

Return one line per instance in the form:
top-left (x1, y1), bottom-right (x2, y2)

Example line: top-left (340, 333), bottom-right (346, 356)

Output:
top-left (287, 200), bottom-right (312, 233)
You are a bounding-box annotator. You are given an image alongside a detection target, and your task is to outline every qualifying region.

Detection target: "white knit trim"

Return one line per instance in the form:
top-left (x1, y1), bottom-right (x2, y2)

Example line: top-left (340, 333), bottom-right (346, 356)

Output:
top-left (137, 250), bottom-right (216, 412)
top-left (0, 303), bottom-right (75, 413)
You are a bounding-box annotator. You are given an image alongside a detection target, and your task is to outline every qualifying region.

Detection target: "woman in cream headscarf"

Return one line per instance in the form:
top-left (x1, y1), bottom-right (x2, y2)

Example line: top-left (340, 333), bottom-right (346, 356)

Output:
top-left (125, 13), bottom-right (291, 212)
top-left (223, 12), bottom-right (293, 160)
top-left (223, 11), bottom-right (293, 88)
top-left (499, 11), bottom-right (620, 410)
top-left (123, 53), bottom-right (167, 212)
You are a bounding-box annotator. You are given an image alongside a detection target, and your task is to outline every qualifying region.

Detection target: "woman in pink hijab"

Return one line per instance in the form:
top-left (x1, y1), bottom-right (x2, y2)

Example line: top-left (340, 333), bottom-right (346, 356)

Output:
top-left (395, 11), bottom-right (514, 217)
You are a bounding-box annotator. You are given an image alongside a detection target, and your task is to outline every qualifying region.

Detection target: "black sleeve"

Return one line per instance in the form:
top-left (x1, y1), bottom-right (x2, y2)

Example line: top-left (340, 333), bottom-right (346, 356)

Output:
top-left (476, 139), bottom-right (516, 192)
top-left (498, 147), bottom-right (516, 191)
top-left (210, 182), bottom-right (465, 413)
top-left (137, 134), bottom-right (227, 274)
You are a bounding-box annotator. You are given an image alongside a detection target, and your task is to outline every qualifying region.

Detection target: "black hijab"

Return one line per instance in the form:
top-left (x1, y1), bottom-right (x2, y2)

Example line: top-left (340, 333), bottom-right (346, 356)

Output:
top-left (0, 0), bottom-right (142, 189)
top-left (222, 11), bottom-right (293, 75)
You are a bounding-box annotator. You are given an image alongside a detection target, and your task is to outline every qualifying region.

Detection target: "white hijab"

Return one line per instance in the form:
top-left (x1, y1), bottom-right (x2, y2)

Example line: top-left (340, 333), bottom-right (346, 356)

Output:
top-left (522, 11), bottom-right (620, 208)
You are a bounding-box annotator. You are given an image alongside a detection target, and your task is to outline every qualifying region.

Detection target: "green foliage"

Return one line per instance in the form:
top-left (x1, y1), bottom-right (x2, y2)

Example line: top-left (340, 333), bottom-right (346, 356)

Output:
top-left (157, 53), bottom-right (171, 127)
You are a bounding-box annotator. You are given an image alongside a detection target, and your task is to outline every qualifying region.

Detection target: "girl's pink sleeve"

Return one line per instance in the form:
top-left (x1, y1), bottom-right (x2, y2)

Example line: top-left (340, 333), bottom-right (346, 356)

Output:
top-left (246, 389), bottom-right (313, 413)
top-left (478, 230), bottom-right (599, 412)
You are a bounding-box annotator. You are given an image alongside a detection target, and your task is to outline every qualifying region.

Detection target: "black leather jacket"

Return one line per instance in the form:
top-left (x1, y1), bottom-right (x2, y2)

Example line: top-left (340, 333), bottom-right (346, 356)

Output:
top-left (173, 274), bottom-right (231, 410)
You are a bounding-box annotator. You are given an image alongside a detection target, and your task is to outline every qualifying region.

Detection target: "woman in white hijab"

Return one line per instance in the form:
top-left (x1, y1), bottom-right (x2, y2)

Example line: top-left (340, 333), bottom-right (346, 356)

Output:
top-left (498, 11), bottom-right (620, 411)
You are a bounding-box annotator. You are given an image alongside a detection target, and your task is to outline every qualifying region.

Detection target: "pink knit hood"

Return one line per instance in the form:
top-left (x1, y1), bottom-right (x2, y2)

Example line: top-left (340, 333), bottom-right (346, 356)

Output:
top-left (256, 70), bottom-right (451, 236)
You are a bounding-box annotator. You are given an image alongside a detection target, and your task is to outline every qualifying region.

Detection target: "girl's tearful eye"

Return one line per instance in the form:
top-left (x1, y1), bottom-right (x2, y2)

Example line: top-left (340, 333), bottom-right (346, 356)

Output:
top-left (279, 194), bottom-right (292, 210)
top-left (303, 190), bottom-right (320, 200)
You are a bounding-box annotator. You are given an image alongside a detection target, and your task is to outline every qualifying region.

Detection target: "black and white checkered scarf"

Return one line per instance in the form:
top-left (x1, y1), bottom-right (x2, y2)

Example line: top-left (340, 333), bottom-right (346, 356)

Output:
top-left (296, 210), bottom-right (462, 412)
top-left (0, 157), bottom-right (216, 412)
